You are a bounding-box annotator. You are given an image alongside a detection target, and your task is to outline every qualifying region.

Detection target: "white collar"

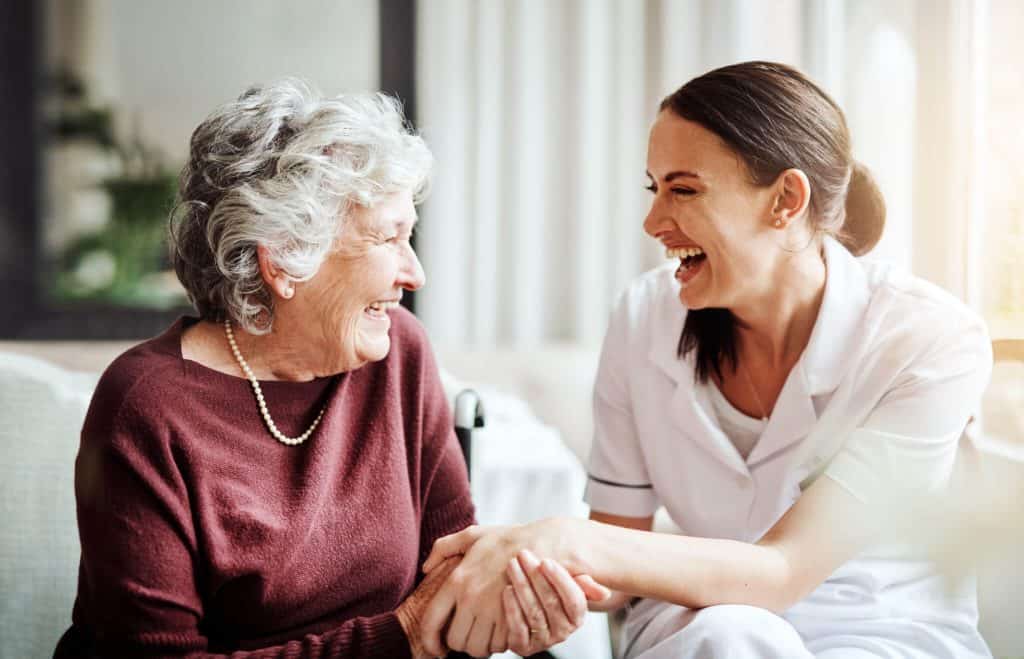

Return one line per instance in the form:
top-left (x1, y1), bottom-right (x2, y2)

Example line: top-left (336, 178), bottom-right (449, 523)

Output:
top-left (800, 236), bottom-right (871, 395)
top-left (644, 236), bottom-right (872, 473)
top-left (647, 235), bottom-right (870, 394)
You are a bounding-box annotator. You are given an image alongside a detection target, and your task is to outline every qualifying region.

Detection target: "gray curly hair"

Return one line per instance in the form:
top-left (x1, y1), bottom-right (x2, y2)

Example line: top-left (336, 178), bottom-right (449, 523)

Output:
top-left (169, 78), bottom-right (432, 334)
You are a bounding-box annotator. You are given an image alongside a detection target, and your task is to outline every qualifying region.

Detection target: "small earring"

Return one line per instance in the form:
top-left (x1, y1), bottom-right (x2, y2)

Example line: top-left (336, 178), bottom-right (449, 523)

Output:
top-left (284, 286), bottom-right (295, 299)
top-left (774, 218), bottom-right (784, 228)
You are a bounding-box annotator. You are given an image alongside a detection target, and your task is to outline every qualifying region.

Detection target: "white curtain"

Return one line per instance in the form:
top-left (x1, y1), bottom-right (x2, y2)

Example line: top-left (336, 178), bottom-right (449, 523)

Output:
top-left (416, 0), bottom-right (953, 347)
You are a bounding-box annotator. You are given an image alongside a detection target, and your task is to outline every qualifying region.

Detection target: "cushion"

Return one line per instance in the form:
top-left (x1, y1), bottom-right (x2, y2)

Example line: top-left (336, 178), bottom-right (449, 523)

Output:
top-left (0, 353), bottom-right (97, 659)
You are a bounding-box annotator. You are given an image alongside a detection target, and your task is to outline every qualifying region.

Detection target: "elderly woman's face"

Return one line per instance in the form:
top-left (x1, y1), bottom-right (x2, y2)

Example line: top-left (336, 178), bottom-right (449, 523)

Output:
top-left (643, 111), bottom-right (778, 311)
top-left (298, 191), bottom-right (424, 371)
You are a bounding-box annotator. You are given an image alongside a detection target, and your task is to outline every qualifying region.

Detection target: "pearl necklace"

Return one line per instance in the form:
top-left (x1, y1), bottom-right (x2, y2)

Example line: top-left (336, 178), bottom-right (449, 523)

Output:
top-left (224, 319), bottom-right (326, 446)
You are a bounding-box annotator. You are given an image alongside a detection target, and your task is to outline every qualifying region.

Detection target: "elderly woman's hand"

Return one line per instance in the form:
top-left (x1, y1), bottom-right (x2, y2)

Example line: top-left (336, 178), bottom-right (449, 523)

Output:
top-left (396, 556), bottom-right (462, 659)
top-left (418, 522), bottom-right (610, 656)
top-left (502, 549), bottom-right (611, 656)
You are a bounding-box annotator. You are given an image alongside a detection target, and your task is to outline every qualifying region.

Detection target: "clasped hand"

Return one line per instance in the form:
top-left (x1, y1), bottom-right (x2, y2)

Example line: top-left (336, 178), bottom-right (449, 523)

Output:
top-left (407, 520), bottom-right (609, 657)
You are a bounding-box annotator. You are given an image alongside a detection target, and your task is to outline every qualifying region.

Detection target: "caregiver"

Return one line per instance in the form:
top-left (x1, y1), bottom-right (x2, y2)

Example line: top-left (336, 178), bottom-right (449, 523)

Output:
top-left (418, 61), bottom-right (994, 658)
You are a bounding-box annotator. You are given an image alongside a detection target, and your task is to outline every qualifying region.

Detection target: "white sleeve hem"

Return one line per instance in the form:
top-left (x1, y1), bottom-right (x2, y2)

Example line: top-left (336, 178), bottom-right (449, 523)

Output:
top-left (584, 477), bottom-right (659, 517)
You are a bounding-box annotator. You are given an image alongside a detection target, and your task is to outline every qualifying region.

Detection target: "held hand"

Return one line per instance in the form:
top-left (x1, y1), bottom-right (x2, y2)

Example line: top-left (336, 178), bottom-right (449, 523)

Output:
top-left (418, 551), bottom-right (509, 657)
top-left (422, 524), bottom-right (494, 573)
top-left (419, 522), bottom-right (610, 657)
top-left (503, 549), bottom-right (612, 656)
top-left (420, 524), bottom-right (543, 655)
top-left (396, 556), bottom-right (461, 659)
top-left (423, 518), bottom-right (588, 574)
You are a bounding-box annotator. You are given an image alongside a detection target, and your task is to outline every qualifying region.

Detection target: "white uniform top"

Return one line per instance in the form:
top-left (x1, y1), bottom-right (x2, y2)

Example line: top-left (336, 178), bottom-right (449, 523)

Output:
top-left (706, 381), bottom-right (764, 459)
top-left (584, 236), bottom-right (993, 656)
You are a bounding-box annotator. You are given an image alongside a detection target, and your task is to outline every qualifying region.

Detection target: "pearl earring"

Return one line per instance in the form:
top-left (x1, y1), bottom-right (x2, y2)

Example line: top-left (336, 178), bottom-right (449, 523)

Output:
top-left (284, 286), bottom-right (294, 299)
top-left (774, 218), bottom-right (784, 228)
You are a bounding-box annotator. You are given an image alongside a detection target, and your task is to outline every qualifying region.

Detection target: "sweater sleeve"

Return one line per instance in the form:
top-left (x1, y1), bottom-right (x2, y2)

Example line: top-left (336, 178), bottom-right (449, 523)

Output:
top-left (407, 321), bottom-right (476, 568)
top-left (62, 377), bottom-right (413, 659)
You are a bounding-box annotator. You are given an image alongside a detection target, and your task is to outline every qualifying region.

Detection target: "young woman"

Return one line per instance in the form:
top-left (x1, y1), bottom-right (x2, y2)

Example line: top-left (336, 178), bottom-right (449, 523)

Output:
top-left (418, 62), bottom-right (993, 658)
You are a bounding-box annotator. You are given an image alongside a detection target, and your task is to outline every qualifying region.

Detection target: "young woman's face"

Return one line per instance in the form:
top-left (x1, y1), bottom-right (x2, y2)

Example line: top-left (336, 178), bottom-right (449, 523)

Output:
top-left (644, 111), bottom-right (781, 311)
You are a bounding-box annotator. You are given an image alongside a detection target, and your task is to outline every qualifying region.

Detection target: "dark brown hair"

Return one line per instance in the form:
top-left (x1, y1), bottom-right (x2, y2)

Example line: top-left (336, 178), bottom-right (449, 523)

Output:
top-left (660, 61), bottom-right (886, 382)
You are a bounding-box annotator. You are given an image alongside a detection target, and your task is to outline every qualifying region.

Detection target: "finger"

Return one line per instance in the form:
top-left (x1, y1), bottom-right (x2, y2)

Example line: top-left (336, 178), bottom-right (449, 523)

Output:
top-left (465, 619), bottom-right (494, 658)
top-left (418, 580), bottom-right (458, 656)
top-left (574, 574), bottom-right (613, 602)
top-left (518, 550), bottom-right (567, 643)
top-left (507, 554), bottom-right (548, 637)
top-left (445, 606), bottom-right (475, 654)
top-left (503, 584), bottom-right (532, 656)
top-left (540, 559), bottom-right (588, 629)
top-left (490, 610), bottom-right (509, 655)
top-left (423, 525), bottom-right (482, 573)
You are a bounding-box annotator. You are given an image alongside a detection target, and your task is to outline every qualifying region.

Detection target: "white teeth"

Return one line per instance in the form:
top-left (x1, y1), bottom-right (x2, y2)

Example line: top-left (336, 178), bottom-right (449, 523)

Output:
top-left (664, 246), bottom-right (705, 259)
top-left (367, 301), bottom-right (399, 313)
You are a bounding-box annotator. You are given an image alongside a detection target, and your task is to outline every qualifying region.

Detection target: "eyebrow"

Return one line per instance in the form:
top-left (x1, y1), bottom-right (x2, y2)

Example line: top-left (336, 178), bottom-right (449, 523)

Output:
top-left (646, 170), bottom-right (701, 182)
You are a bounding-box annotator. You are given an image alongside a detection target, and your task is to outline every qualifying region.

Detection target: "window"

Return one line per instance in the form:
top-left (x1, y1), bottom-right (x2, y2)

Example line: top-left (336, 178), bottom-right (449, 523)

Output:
top-left (974, 0), bottom-right (1024, 339)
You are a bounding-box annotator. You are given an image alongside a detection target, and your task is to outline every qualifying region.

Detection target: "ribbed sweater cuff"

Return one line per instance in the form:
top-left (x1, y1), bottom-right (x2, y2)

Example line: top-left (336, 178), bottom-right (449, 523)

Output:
top-left (357, 612), bottom-right (413, 659)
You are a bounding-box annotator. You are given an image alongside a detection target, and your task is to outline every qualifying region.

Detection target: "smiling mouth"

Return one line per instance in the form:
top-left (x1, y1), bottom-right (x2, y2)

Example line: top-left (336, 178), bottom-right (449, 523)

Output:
top-left (665, 246), bottom-right (707, 270)
top-left (364, 300), bottom-right (400, 319)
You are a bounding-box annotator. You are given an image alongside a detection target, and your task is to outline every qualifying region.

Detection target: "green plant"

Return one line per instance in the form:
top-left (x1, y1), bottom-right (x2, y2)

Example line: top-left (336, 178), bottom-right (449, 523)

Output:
top-left (49, 69), bottom-right (185, 308)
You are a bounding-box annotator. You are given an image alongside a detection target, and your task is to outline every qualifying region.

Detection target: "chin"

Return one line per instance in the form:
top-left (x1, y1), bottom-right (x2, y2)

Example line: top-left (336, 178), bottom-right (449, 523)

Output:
top-left (357, 336), bottom-right (392, 364)
top-left (678, 289), bottom-right (710, 311)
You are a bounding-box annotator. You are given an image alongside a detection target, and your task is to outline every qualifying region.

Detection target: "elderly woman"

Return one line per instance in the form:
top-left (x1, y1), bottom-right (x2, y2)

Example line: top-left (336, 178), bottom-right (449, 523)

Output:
top-left (55, 80), bottom-right (605, 658)
top-left (418, 62), bottom-right (993, 658)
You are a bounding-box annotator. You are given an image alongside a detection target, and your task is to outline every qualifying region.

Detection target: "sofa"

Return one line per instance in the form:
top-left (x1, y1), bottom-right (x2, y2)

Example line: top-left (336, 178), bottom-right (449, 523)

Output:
top-left (1, 339), bottom-right (1021, 658)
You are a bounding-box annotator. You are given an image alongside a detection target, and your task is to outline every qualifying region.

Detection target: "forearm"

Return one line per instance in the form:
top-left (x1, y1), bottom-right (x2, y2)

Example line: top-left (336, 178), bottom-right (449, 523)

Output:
top-left (574, 521), bottom-right (797, 612)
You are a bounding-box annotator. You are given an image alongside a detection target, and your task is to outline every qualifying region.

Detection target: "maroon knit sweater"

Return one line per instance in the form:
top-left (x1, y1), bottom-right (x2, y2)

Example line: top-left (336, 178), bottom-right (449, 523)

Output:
top-left (55, 308), bottom-right (475, 658)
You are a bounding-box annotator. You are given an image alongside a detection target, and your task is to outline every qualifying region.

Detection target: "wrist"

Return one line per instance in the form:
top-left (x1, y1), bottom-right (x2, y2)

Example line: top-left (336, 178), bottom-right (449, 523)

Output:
top-left (395, 604), bottom-right (421, 656)
top-left (570, 518), bottom-right (611, 580)
top-left (549, 517), bottom-right (598, 577)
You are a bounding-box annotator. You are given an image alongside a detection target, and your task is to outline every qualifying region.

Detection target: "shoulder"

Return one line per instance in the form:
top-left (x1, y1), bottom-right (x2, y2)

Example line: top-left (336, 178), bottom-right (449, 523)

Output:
top-left (860, 259), bottom-right (991, 379)
top-left (85, 326), bottom-right (187, 445)
top-left (864, 259), bottom-right (988, 346)
top-left (374, 306), bottom-right (448, 405)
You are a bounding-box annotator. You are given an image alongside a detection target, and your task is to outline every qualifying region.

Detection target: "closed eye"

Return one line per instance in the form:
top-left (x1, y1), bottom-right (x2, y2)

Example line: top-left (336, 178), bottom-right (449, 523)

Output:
top-left (644, 184), bottom-right (697, 196)
top-left (388, 232), bottom-right (414, 245)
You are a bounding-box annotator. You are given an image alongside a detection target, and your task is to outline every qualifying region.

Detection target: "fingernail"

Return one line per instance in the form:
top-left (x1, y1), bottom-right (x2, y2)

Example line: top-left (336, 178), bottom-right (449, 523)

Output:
top-left (519, 548), bottom-right (539, 566)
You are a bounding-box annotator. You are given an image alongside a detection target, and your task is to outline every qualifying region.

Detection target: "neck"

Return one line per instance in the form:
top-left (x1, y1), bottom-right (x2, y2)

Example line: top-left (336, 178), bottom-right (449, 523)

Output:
top-left (226, 318), bottom-right (321, 382)
top-left (730, 246), bottom-right (826, 369)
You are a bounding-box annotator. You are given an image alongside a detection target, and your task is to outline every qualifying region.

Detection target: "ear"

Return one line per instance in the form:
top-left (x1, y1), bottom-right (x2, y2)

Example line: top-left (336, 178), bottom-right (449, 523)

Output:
top-left (256, 245), bottom-right (295, 300)
top-left (769, 168), bottom-right (812, 229)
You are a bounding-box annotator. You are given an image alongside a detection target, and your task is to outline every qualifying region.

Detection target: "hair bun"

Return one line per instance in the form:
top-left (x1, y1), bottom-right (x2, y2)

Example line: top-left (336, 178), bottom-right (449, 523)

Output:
top-left (840, 161), bottom-right (886, 256)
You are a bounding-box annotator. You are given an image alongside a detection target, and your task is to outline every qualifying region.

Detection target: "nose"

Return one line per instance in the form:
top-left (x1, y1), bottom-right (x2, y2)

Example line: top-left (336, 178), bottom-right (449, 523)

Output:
top-left (398, 243), bottom-right (426, 291)
top-left (643, 196), bottom-right (674, 238)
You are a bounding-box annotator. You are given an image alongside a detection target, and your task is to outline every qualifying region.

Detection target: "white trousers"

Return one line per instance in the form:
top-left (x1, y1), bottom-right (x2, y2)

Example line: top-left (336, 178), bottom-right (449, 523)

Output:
top-left (619, 599), bottom-right (992, 659)
top-left (621, 601), bottom-right (812, 659)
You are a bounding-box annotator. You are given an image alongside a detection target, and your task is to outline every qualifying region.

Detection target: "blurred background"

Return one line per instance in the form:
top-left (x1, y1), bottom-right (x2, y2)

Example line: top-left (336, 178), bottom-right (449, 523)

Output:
top-left (0, 0), bottom-right (1020, 346)
top-left (0, 2), bottom-right (1021, 657)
